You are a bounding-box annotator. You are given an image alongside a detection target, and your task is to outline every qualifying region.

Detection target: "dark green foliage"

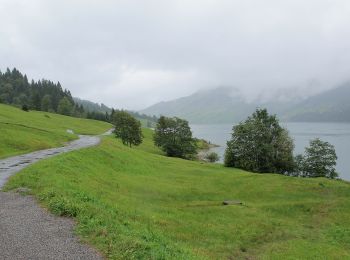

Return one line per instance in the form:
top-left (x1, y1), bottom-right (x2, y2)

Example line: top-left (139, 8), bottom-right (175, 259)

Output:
top-left (0, 68), bottom-right (76, 115)
top-left (41, 94), bottom-right (52, 112)
top-left (86, 111), bottom-right (110, 122)
top-left (72, 104), bottom-right (85, 118)
top-left (293, 154), bottom-right (304, 176)
top-left (205, 152), bottom-right (220, 163)
top-left (57, 97), bottom-right (73, 116)
top-left (0, 68), bottom-right (158, 125)
top-left (154, 116), bottom-right (197, 159)
top-left (30, 92), bottom-right (41, 110)
top-left (21, 104), bottom-right (29, 112)
top-left (294, 138), bottom-right (338, 179)
top-left (112, 111), bottom-right (143, 147)
top-left (225, 108), bottom-right (294, 174)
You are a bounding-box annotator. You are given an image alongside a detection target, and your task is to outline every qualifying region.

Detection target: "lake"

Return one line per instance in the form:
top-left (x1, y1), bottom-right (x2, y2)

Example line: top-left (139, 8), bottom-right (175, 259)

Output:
top-left (191, 122), bottom-right (350, 181)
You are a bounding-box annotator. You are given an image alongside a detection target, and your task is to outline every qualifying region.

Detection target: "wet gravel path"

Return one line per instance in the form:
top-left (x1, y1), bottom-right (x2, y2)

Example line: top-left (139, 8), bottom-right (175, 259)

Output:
top-left (0, 132), bottom-right (112, 259)
top-left (0, 135), bottom-right (100, 188)
top-left (0, 192), bottom-right (102, 260)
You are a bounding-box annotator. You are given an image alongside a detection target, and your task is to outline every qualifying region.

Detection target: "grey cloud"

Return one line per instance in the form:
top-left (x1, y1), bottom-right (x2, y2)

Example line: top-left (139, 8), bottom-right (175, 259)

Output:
top-left (1, 0), bottom-right (350, 109)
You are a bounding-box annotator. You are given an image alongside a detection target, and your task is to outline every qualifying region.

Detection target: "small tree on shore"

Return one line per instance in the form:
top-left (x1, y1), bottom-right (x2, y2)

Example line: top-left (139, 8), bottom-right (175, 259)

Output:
top-left (224, 108), bottom-right (294, 174)
top-left (154, 116), bottom-right (197, 159)
top-left (294, 138), bottom-right (338, 179)
top-left (205, 152), bottom-right (220, 163)
top-left (112, 111), bottom-right (143, 147)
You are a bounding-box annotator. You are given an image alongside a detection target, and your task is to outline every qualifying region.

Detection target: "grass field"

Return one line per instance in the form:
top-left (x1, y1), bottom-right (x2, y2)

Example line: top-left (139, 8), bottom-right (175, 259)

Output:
top-left (5, 128), bottom-right (350, 259)
top-left (0, 104), bottom-right (112, 158)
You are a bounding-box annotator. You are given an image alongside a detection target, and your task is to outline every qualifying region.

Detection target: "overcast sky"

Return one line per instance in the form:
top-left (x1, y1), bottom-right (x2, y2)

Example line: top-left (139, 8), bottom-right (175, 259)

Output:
top-left (1, 0), bottom-right (350, 110)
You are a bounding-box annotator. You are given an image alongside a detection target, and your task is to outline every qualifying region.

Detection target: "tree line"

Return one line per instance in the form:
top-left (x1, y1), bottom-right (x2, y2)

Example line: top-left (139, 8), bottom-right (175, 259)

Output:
top-left (2, 67), bottom-right (336, 179)
top-left (113, 108), bottom-right (338, 179)
top-left (0, 68), bottom-right (85, 117)
top-left (0, 68), bottom-right (158, 125)
top-left (224, 108), bottom-right (338, 179)
top-left (112, 112), bottom-right (197, 159)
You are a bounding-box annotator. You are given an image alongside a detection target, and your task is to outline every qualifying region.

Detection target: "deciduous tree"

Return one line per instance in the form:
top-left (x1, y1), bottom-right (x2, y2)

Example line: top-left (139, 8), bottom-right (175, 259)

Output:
top-left (295, 138), bottom-right (338, 178)
top-left (154, 116), bottom-right (197, 159)
top-left (112, 111), bottom-right (143, 147)
top-left (224, 108), bottom-right (294, 174)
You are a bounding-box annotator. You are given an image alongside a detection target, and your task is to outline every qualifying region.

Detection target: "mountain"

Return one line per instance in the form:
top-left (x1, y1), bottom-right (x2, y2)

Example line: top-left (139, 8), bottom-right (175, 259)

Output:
top-left (75, 97), bottom-right (158, 127)
top-left (283, 82), bottom-right (350, 122)
top-left (140, 87), bottom-right (293, 123)
top-left (140, 84), bottom-right (350, 123)
top-left (74, 98), bottom-right (112, 113)
top-left (140, 87), bottom-right (253, 123)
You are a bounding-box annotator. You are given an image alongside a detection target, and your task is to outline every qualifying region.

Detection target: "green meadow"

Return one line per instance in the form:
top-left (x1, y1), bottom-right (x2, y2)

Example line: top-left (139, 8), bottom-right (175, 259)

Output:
top-left (0, 104), bottom-right (112, 158)
top-left (5, 126), bottom-right (350, 259)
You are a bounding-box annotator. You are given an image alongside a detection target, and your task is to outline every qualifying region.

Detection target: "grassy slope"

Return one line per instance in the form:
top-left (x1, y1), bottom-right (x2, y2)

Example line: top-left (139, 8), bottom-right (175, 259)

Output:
top-left (0, 104), bottom-right (112, 158)
top-left (5, 128), bottom-right (350, 259)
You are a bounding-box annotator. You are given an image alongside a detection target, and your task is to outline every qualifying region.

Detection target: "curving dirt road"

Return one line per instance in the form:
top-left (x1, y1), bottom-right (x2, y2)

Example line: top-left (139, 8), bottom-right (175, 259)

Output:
top-left (0, 132), bottom-right (112, 259)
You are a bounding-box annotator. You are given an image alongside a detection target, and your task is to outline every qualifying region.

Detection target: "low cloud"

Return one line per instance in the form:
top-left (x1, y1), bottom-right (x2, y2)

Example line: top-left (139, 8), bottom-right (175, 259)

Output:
top-left (1, 0), bottom-right (350, 109)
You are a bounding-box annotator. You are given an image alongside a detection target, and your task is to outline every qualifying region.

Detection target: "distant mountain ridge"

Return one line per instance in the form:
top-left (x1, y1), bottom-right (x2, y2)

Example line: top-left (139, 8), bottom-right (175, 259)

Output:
top-left (284, 82), bottom-right (350, 122)
top-left (75, 97), bottom-right (158, 127)
top-left (140, 84), bottom-right (350, 123)
top-left (74, 98), bottom-right (112, 113)
top-left (140, 87), bottom-right (254, 123)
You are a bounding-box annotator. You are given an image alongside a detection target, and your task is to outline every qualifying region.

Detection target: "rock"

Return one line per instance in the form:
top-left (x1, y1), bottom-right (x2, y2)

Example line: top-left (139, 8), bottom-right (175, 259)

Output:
top-left (223, 200), bottom-right (243, 205)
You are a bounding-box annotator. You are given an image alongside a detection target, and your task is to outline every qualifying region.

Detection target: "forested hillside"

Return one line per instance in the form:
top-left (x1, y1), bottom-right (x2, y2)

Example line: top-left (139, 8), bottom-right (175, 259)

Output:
top-left (0, 67), bottom-right (157, 126)
top-left (0, 68), bottom-right (84, 116)
top-left (74, 97), bottom-right (158, 127)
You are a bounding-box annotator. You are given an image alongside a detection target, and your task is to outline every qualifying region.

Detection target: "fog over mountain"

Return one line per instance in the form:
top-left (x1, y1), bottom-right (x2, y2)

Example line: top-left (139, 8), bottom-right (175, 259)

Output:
top-left (140, 83), bottom-right (350, 123)
top-left (1, 0), bottom-right (350, 110)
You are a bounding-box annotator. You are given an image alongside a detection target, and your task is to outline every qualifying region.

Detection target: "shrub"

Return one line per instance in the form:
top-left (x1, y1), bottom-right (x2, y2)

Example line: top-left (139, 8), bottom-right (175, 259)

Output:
top-left (205, 152), bottom-right (220, 163)
top-left (21, 104), bottom-right (29, 112)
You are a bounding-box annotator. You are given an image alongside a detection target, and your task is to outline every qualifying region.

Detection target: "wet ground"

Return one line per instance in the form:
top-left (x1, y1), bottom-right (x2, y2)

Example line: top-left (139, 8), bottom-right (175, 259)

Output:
top-left (0, 132), bottom-right (112, 259)
top-left (0, 192), bottom-right (103, 260)
top-left (0, 135), bottom-right (100, 188)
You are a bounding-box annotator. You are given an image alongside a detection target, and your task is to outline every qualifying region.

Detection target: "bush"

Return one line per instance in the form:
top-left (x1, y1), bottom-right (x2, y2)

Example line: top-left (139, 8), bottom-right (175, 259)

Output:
top-left (21, 104), bottom-right (29, 112)
top-left (205, 152), bottom-right (220, 163)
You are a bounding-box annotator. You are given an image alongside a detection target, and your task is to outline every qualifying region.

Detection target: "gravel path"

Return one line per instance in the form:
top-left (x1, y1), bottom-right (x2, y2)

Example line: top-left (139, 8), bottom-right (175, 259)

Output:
top-left (0, 192), bottom-right (102, 260)
top-left (0, 132), bottom-right (112, 259)
top-left (0, 135), bottom-right (101, 188)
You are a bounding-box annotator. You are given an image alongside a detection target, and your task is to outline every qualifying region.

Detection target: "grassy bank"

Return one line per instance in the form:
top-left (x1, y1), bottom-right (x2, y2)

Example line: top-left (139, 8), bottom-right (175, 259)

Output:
top-left (5, 128), bottom-right (350, 259)
top-left (0, 104), bottom-right (112, 158)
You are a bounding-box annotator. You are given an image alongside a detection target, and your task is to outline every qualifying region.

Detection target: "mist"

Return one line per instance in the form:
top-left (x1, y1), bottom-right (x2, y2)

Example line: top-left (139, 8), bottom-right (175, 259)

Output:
top-left (1, 0), bottom-right (350, 109)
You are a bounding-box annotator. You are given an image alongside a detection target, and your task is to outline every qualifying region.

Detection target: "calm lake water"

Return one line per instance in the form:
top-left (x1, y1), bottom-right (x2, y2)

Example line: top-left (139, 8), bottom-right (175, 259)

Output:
top-left (191, 122), bottom-right (350, 181)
